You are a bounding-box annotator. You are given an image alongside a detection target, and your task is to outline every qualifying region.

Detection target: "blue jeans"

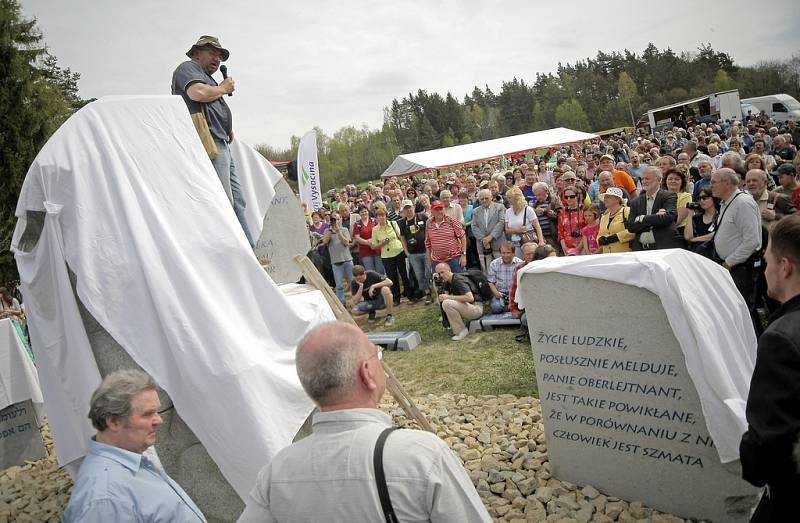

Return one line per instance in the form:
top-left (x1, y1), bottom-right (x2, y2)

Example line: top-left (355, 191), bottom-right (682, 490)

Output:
top-left (353, 291), bottom-right (385, 312)
top-left (490, 296), bottom-right (508, 314)
top-left (211, 139), bottom-right (255, 247)
top-left (431, 256), bottom-right (464, 274)
top-left (331, 260), bottom-right (354, 305)
top-left (407, 252), bottom-right (430, 293)
top-left (361, 255), bottom-right (385, 275)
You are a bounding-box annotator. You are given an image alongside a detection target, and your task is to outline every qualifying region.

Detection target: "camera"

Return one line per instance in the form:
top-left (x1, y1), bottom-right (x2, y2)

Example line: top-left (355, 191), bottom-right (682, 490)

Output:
top-left (686, 202), bottom-right (702, 211)
top-left (570, 230), bottom-right (581, 238)
top-left (432, 272), bottom-right (445, 293)
top-left (329, 216), bottom-right (337, 224)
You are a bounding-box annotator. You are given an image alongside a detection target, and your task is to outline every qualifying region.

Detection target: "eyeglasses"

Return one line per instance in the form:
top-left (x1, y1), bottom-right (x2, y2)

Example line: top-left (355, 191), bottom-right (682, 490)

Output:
top-left (368, 345), bottom-right (383, 362)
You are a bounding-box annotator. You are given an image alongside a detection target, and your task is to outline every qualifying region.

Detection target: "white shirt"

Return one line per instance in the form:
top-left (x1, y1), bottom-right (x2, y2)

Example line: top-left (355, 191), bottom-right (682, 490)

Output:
top-left (504, 206), bottom-right (538, 242)
top-left (238, 408), bottom-right (491, 523)
top-left (714, 190), bottom-right (762, 266)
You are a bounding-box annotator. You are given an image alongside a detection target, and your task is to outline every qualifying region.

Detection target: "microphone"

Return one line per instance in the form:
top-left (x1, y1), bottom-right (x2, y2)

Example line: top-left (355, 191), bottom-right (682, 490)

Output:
top-left (220, 65), bottom-right (232, 97)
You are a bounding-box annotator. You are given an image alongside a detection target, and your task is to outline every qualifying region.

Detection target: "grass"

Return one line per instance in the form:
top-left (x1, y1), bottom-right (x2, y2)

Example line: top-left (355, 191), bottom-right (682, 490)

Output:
top-left (362, 301), bottom-right (538, 398)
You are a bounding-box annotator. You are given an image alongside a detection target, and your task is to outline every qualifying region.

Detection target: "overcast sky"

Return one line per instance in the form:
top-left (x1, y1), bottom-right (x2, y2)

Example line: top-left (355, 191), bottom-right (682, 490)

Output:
top-left (20, 0), bottom-right (800, 150)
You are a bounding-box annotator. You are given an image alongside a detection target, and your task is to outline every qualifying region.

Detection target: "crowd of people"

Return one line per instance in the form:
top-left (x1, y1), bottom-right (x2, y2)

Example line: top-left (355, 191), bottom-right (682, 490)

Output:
top-left (44, 32), bottom-right (800, 522)
top-left (305, 115), bottom-right (799, 338)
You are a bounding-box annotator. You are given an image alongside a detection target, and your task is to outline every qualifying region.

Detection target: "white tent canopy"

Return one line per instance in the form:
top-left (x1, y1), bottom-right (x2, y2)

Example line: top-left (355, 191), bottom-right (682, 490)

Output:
top-left (381, 127), bottom-right (598, 178)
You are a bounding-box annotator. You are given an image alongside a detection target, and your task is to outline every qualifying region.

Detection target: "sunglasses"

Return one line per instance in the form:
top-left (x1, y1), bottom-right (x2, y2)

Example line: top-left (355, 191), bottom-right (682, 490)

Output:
top-left (565, 194), bottom-right (577, 199)
top-left (699, 195), bottom-right (713, 200)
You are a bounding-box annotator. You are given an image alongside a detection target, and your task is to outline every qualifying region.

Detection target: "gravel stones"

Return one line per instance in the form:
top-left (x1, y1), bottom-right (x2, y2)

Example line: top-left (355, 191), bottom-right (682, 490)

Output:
top-left (382, 393), bottom-right (694, 523)
top-left (3, 395), bottom-right (694, 522)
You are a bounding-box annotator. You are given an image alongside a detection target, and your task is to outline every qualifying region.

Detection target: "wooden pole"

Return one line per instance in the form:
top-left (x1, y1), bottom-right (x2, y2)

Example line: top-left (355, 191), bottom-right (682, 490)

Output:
top-left (292, 255), bottom-right (434, 432)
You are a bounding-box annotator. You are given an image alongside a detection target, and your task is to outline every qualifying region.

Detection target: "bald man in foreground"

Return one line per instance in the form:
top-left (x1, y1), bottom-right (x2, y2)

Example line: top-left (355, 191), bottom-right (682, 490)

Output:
top-left (238, 321), bottom-right (490, 522)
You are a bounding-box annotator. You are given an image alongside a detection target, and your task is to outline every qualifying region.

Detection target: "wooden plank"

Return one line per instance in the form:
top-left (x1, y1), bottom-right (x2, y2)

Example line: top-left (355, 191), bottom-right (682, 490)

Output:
top-left (293, 255), bottom-right (434, 432)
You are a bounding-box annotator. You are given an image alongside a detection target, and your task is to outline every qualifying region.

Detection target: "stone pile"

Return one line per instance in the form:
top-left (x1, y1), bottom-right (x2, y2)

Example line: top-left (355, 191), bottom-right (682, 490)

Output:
top-left (1, 395), bottom-right (694, 522)
top-left (383, 394), bottom-right (694, 523)
top-left (0, 424), bottom-right (70, 523)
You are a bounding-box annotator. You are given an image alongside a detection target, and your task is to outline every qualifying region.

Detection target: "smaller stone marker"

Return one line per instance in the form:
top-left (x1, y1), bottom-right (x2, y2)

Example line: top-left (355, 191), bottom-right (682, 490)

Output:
top-left (254, 178), bottom-right (311, 284)
top-left (0, 399), bottom-right (45, 468)
top-left (520, 273), bottom-right (759, 522)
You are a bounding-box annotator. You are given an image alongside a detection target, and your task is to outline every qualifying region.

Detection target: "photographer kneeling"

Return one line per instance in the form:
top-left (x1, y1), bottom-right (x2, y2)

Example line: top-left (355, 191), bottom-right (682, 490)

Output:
top-left (434, 263), bottom-right (484, 342)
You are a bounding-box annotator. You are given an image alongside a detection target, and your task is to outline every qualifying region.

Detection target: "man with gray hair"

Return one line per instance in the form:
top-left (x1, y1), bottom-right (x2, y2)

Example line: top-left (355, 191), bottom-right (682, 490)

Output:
top-left (626, 166), bottom-right (683, 250)
top-left (239, 322), bottom-right (490, 522)
top-left (472, 188), bottom-right (506, 273)
top-left (63, 370), bottom-right (206, 522)
top-left (711, 167), bottom-right (763, 314)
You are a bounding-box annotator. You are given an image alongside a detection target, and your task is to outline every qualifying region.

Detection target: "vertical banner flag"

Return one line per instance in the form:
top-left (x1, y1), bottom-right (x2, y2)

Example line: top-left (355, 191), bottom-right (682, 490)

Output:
top-left (297, 130), bottom-right (322, 211)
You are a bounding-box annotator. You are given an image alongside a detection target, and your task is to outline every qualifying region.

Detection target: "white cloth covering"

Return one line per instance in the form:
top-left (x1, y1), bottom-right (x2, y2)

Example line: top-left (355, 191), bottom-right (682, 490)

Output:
top-left (11, 95), bottom-right (334, 498)
top-left (516, 249), bottom-right (757, 463)
top-left (0, 319), bottom-right (44, 411)
top-left (229, 138), bottom-right (281, 241)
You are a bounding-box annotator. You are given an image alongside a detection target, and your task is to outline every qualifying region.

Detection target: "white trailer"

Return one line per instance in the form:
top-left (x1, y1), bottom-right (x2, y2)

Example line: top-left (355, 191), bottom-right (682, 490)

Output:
top-left (740, 94), bottom-right (800, 122)
top-left (646, 90), bottom-right (742, 130)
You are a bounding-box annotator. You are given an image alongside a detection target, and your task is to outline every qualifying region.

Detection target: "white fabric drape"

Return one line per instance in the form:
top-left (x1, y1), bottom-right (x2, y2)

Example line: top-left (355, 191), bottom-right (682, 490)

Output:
top-left (516, 249), bottom-right (757, 463)
top-left (0, 319), bottom-right (44, 411)
top-left (12, 95), bottom-right (333, 498)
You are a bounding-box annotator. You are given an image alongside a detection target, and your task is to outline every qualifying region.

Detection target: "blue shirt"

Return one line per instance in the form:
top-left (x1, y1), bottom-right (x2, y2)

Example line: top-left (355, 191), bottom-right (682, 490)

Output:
top-left (62, 438), bottom-right (206, 522)
top-left (171, 60), bottom-right (233, 142)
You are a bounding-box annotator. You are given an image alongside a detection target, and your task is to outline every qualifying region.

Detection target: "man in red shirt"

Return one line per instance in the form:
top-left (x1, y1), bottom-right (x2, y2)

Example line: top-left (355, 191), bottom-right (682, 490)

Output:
top-left (425, 200), bottom-right (467, 273)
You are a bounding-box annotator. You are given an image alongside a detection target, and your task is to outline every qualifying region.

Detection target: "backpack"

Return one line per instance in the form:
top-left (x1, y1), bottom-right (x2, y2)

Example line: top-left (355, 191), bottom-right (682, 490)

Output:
top-left (459, 269), bottom-right (494, 302)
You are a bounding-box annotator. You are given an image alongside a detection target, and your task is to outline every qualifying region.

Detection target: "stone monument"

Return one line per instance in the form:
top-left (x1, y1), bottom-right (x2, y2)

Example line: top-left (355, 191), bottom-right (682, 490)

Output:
top-left (0, 399), bottom-right (45, 468)
top-left (519, 272), bottom-right (759, 522)
top-left (254, 178), bottom-right (310, 284)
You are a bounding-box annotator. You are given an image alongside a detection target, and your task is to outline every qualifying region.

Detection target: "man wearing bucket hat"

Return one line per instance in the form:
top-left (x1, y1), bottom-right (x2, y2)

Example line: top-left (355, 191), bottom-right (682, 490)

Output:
top-left (172, 36), bottom-right (255, 247)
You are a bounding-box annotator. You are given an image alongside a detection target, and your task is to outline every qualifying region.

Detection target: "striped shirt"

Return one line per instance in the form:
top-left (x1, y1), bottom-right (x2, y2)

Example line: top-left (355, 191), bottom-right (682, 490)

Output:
top-left (425, 216), bottom-right (465, 262)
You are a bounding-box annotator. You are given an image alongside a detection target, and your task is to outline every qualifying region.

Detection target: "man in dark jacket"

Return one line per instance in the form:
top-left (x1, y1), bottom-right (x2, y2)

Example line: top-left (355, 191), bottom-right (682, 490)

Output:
top-left (626, 166), bottom-right (684, 250)
top-left (740, 214), bottom-right (800, 522)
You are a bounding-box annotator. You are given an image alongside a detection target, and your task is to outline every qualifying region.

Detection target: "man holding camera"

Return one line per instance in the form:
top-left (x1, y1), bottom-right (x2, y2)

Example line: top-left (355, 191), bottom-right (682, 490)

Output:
top-left (398, 200), bottom-right (432, 304)
top-left (434, 263), bottom-right (483, 341)
top-left (323, 213), bottom-right (354, 306)
top-left (487, 242), bottom-right (521, 314)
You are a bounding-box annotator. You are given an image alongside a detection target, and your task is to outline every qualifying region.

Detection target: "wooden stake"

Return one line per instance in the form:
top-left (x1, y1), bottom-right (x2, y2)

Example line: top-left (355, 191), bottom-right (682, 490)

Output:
top-left (293, 255), bottom-right (434, 432)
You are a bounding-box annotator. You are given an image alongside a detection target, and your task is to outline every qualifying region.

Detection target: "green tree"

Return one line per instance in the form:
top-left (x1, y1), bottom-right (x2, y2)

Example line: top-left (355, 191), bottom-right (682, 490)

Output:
top-left (713, 69), bottom-right (736, 91)
top-left (554, 99), bottom-right (589, 130)
top-left (0, 0), bottom-right (88, 284)
top-left (617, 71), bottom-right (638, 127)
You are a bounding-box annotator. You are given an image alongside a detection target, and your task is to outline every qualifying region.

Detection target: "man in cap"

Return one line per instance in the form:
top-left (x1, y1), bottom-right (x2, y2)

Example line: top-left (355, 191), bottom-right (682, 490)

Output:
top-left (773, 164), bottom-right (799, 209)
top-left (172, 36), bottom-right (254, 247)
top-left (598, 154), bottom-right (637, 198)
top-left (425, 200), bottom-right (467, 273)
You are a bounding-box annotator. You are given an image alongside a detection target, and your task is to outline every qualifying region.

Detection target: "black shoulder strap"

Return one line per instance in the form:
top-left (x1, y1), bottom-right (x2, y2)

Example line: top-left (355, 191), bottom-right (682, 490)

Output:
top-left (714, 190), bottom-right (743, 231)
top-left (374, 427), bottom-right (400, 523)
